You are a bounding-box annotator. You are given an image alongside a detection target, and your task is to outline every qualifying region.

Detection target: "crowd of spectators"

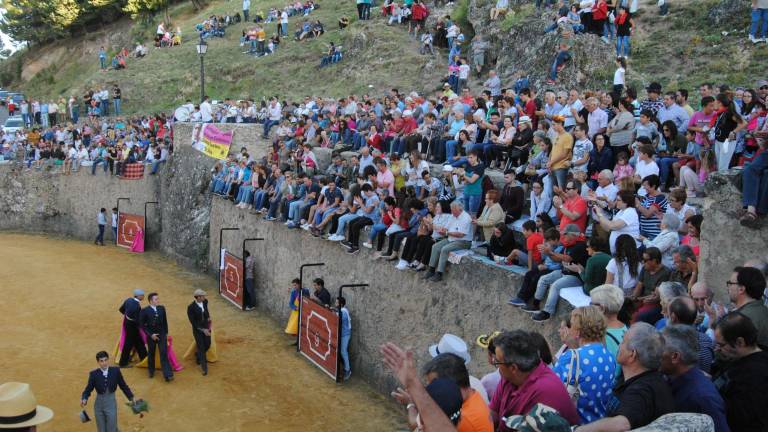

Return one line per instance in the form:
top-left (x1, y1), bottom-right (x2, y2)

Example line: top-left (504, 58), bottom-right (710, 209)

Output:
top-left (200, 66), bottom-right (768, 432)
top-left (0, 108), bottom-right (172, 176)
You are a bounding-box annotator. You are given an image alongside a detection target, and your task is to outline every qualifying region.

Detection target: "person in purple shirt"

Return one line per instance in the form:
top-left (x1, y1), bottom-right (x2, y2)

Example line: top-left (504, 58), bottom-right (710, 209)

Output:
top-left (489, 330), bottom-right (580, 431)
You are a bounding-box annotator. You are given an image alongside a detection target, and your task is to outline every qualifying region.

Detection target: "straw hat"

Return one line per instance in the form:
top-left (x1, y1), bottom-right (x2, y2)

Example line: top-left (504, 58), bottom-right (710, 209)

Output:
top-left (0, 382), bottom-right (54, 429)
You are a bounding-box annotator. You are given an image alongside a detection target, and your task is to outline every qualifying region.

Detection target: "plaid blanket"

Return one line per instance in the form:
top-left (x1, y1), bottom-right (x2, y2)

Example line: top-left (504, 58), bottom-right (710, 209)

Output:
top-left (122, 163), bottom-right (145, 180)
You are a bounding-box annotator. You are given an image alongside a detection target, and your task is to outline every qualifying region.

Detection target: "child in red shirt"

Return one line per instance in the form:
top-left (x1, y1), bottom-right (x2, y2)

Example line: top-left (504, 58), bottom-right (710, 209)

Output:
top-left (506, 220), bottom-right (543, 269)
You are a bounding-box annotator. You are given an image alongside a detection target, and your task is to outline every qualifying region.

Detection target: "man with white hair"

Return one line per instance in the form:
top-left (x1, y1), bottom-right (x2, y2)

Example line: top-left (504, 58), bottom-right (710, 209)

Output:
top-left (576, 322), bottom-right (675, 431)
top-left (588, 169), bottom-right (618, 209)
top-left (586, 97), bottom-right (608, 138)
top-left (659, 325), bottom-right (730, 432)
top-left (423, 201), bottom-right (473, 283)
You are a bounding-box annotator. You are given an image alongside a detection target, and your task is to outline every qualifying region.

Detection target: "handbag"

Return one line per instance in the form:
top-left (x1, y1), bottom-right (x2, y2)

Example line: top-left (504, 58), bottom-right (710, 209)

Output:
top-left (565, 349), bottom-right (582, 404)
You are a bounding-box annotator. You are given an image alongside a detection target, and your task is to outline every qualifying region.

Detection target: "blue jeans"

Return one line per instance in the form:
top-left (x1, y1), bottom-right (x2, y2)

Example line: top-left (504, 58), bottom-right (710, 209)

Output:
top-left (752, 8), bottom-right (768, 38)
top-left (236, 185), bottom-right (252, 204)
top-left (112, 226), bottom-right (117, 243)
top-left (335, 213), bottom-right (359, 236)
top-left (72, 108), bottom-right (79, 124)
top-left (444, 139), bottom-right (459, 161)
top-left (657, 156), bottom-right (678, 187)
top-left (340, 334), bottom-right (351, 372)
top-left (113, 99), bottom-right (121, 116)
top-left (281, 22), bottom-right (288, 36)
top-left (603, 21), bottom-right (615, 39)
top-left (100, 57), bottom-right (106, 69)
top-left (263, 119), bottom-right (279, 137)
top-left (151, 160), bottom-right (165, 174)
top-left (463, 194), bottom-right (482, 216)
top-left (254, 190), bottom-right (268, 210)
top-left (368, 223), bottom-right (388, 242)
top-left (96, 224), bottom-right (105, 243)
top-left (552, 168), bottom-right (568, 190)
top-left (92, 158), bottom-right (107, 174)
top-left (542, 274), bottom-right (582, 315)
top-left (742, 151), bottom-right (768, 212)
top-left (616, 35), bottom-right (630, 57)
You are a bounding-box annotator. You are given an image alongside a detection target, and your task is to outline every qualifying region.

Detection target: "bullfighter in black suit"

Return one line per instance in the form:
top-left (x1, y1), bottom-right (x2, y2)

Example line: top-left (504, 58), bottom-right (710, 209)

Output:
top-left (81, 351), bottom-right (136, 432)
top-left (139, 292), bottom-right (174, 381)
top-left (118, 289), bottom-right (147, 367)
top-left (187, 289), bottom-right (212, 375)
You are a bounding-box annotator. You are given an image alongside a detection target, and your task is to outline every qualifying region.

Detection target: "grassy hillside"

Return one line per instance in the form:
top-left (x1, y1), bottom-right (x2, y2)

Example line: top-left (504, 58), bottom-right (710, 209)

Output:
top-left (2, 0), bottom-right (442, 114)
top-left (1, 0), bottom-right (764, 114)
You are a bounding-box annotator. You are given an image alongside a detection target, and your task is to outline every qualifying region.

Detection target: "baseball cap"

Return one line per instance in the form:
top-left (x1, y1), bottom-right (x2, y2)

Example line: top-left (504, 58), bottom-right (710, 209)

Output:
top-left (757, 79), bottom-right (768, 88)
top-left (503, 404), bottom-right (571, 432)
top-left (425, 378), bottom-right (463, 425)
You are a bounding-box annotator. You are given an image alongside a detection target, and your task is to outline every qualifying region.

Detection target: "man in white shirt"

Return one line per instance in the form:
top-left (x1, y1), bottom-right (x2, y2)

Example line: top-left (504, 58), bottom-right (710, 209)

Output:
top-left (589, 169), bottom-right (619, 209)
top-left (262, 97), bottom-right (282, 138)
top-left (243, 0), bottom-right (251, 22)
top-left (423, 201), bottom-right (473, 282)
top-left (559, 89), bottom-right (583, 130)
top-left (280, 10), bottom-right (289, 36)
top-left (586, 97), bottom-right (608, 138)
top-left (200, 96), bottom-right (213, 123)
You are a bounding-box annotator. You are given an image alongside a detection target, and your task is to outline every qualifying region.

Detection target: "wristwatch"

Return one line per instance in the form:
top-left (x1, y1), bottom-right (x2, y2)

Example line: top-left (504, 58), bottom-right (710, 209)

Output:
top-left (406, 403), bottom-right (416, 410)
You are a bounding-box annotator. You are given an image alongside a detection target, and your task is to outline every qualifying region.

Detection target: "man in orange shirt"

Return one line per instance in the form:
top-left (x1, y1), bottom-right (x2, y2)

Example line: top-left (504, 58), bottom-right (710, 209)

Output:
top-left (421, 353), bottom-right (494, 432)
top-left (547, 115), bottom-right (573, 191)
top-left (554, 179), bottom-right (588, 233)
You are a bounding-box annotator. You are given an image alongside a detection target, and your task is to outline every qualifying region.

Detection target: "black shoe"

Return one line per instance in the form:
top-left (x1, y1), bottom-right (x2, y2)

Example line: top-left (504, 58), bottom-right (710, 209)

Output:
top-left (148, 373), bottom-right (154, 378)
top-left (521, 304), bottom-right (540, 314)
top-left (422, 270), bottom-right (435, 280)
top-left (340, 240), bottom-right (352, 249)
top-left (202, 371), bottom-right (208, 376)
top-left (430, 273), bottom-right (443, 282)
top-left (347, 247), bottom-right (359, 254)
top-left (165, 376), bottom-right (174, 382)
top-left (532, 311), bottom-right (551, 322)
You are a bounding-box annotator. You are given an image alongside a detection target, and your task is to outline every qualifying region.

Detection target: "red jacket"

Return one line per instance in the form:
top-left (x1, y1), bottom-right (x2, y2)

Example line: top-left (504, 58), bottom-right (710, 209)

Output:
top-left (411, 3), bottom-right (429, 20)
top-left (592, 1), bottom-right (608, 20)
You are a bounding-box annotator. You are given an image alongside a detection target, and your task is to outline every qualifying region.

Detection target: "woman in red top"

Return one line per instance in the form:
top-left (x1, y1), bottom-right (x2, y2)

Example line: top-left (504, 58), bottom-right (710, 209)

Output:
top-left (409, 0), bottom-right (429, 36)
top-left (591, 0), bottom-right (608, 38)
top-left (367, 125), bottom-right (383, 151)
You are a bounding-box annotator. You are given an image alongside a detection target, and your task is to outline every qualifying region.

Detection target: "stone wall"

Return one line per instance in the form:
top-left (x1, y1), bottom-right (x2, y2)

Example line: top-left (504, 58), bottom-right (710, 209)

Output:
top-left (206, 198), bottom-right (564, 392)
top-left (0, 165), bottom-right (161, 247)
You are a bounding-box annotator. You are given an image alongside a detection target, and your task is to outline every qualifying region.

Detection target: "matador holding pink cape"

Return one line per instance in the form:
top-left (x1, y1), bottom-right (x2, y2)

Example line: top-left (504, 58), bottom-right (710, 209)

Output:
top-left (114, 289), bottom-right (183, 374)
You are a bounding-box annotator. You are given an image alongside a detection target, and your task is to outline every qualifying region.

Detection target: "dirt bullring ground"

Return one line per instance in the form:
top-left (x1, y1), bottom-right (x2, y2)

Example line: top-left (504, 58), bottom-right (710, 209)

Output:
top-left (0, 233), bottom-right (404, 431)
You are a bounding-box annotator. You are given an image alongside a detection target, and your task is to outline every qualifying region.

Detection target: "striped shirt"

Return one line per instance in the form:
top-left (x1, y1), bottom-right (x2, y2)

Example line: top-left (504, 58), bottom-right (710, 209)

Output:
top-left (639, 193), bottom-right (668, 239)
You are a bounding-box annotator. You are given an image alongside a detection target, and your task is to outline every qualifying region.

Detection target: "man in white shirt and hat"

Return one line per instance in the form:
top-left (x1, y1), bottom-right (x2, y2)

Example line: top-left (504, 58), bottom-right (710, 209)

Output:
top-left (428, 333), bottom-right (490, 403)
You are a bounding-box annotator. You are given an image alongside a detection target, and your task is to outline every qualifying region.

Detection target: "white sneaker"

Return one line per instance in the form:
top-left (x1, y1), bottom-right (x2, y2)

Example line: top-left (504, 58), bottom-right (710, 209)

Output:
top-left (284, 221), bottom-right (291, 226)
top-left (395, 259), bottom-right (408, 270)
top-left (328, 235), bottom-right (344, 241)
top-left (301, 224), bottom-right (311, 231)
top-left (362, 242), bottom-right (373, 249)
top-left (750, 34), bottom-right (758, 43)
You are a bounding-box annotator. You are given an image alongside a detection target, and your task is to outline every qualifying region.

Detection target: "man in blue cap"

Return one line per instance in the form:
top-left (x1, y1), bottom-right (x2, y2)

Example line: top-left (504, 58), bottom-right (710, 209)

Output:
top-left (118, 289), bottom-right (147, 368)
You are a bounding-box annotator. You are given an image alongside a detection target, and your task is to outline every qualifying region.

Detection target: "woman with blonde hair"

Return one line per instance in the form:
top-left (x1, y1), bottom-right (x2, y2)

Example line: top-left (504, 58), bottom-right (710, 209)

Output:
top-left (553, 305), bottom-right (616, 424)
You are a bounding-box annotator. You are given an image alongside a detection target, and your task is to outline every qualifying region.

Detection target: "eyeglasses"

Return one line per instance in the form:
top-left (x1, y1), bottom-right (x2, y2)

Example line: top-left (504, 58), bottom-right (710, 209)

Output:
top-left (491, 360), bottom-right (514, 367)
top-left (761, 86), bottom-right (768, 90)
top-left (726, 281), bottom-right (739, 288)
top-left (566, 186), bottom-right (576, 190)
top-left (642, 257), bottom-right (652, 262)
top-left (692, 296), bottom-right (708, 302)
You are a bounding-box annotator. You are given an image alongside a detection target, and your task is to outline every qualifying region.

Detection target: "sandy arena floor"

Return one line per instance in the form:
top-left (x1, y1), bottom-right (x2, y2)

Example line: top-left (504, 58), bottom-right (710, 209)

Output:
top-left (0, 234), bottom-right (404, 431)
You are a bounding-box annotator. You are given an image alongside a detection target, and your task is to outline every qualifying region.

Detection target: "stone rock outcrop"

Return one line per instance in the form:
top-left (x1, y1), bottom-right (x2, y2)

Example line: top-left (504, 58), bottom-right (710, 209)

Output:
top-left (468, 2), bottom-right (615, 90)
top-left (700, 170), bottom-right (768, 301)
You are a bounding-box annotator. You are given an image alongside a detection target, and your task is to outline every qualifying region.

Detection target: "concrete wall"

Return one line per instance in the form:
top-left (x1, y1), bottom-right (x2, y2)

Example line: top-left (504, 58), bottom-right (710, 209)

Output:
top-left (0, 166), bottom-right (162, 248)
top-left (206, 198), bottom-right (564, 392)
